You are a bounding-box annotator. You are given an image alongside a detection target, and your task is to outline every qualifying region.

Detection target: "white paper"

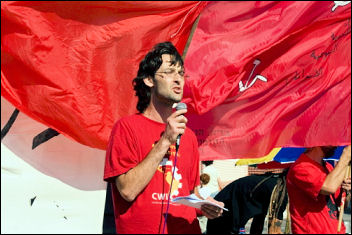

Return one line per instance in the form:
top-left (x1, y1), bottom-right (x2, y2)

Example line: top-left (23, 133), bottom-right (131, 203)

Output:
top-left (171, 194), bottom-right (228, 211)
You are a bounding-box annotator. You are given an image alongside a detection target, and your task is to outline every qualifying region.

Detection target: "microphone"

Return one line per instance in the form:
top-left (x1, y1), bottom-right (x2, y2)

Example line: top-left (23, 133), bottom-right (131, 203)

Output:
top-left (162, 102), bottom-right (187, 235)
top-left (175, 102), bottom-right (187, 151)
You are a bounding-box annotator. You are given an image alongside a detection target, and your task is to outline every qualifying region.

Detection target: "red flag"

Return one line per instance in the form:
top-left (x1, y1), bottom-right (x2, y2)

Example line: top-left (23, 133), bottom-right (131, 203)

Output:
top-left (1, 1), bottom-right (207, 149)
top-left (183, 1), bottom-right (351, 159)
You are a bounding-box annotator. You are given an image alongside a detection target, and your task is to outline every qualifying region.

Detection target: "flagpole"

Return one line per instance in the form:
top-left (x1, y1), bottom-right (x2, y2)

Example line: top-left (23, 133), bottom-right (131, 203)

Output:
top-left (337, 164), bottom-right (351, 232)
top-left (182, 15), bottom-right (200, 60)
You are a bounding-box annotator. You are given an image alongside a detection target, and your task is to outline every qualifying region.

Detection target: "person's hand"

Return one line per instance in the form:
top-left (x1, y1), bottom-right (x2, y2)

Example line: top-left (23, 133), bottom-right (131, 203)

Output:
top-left (162, 109), bottom-right (187, 145)
top-left (200, 197), bottom-right (224, 219)
top-left (342, 177), bottom-right (351, 192)
top-left (268, 218), bottom-right (283, 234)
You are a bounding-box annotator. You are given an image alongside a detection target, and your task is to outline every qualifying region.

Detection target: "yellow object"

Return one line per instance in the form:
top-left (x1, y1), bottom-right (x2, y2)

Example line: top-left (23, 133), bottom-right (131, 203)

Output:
top-left (235, 148), bottom-right (281, 166)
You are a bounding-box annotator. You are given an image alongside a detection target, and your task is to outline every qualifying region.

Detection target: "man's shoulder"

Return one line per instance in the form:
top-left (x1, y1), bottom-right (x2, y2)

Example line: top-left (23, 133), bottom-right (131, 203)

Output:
top-left (292, 153), bottom-right (311, 165)
top-left (289, 154), bottom-right (320, 174)
top-left (110, 114), bottom-right (142, 133)
top-left (114, 113), bottom-right (141, 125)
top-left (119, 113), bottom-right (140, 121)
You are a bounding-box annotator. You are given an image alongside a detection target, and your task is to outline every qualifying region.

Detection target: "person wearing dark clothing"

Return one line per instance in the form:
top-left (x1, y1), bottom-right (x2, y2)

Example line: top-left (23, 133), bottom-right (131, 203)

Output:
top-left (206, 172), bottom-right (288, 234)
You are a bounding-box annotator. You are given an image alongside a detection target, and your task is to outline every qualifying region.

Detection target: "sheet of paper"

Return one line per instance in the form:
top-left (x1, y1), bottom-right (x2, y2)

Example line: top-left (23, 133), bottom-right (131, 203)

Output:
top-left (172, 194), bottom-right (228, 211)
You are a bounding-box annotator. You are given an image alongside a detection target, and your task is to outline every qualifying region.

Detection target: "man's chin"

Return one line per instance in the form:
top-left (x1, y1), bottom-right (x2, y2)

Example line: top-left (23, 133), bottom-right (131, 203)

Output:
top-left (162, 98), bottom-right (182, 107)
top-left (171, 96), bottom-right (183, 103)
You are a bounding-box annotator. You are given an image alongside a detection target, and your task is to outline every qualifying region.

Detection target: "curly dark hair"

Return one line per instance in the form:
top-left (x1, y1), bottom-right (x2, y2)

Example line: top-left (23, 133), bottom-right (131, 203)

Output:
top-left (132, 41), bottom-right (183, 113)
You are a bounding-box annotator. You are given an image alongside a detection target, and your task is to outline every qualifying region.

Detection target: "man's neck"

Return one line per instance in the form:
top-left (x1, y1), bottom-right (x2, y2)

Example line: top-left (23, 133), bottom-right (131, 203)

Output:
top-left (142, 99), bottom-right (173, 123)
top-left (306, 147), bottom-right (324, 165)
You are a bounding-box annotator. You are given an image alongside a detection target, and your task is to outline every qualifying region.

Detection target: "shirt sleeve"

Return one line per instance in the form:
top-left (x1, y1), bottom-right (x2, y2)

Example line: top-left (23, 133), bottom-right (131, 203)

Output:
top-left (290, 160), bottom-right (326, 200)
top-left (104, 119), bottom-right (139, 183)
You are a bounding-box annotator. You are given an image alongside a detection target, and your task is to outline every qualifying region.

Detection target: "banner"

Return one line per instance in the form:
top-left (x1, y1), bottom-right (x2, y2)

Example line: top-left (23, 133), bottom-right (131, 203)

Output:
top-left (1, 1), bottom-right (207, 149)
top-left (184, 1), bottom-right (351, 159)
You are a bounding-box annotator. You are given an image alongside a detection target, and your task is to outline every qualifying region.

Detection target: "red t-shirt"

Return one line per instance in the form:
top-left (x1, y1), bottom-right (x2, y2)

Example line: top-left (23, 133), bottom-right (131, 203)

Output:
top-left (104, 114), bottom-right (201, 234)
top-left (286, 154), bottom-right (345, 234)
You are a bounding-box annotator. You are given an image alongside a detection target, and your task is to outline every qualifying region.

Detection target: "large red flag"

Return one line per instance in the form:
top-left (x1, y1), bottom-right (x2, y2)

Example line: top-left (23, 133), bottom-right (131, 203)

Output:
top-left (183, 1), bottom-right (351, 160)
top-left (1, 1), bottom-right (207, 149)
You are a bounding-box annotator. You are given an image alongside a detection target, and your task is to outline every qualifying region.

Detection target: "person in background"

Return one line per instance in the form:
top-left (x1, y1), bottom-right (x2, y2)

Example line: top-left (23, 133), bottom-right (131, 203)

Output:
top-left (199, 173), bottom-right (212, 199)
top-left (286, 145), bottom-right (351, 234)
top-left (206, 171), bottom-right (288, 234)
top-left (198, 173), bottom-right (211, 234)
top-left (201, 161), bottom-right (224, 197)
top-left (103, 41), bottom-right (223, 234)
top-left (197, 161), bottom-right (225, 234)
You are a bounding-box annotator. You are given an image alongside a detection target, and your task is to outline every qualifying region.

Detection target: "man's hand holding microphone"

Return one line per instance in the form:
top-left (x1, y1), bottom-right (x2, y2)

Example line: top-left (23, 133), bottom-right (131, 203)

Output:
top-left (162, 103), bottom-right (188, 151)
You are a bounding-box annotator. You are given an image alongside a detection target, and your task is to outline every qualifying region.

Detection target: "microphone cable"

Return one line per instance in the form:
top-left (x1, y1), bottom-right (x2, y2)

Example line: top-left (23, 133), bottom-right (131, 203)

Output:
top-left (161, 103), bottom-right (186, 234)
top-left (161, 144), bottom-right (180, 234)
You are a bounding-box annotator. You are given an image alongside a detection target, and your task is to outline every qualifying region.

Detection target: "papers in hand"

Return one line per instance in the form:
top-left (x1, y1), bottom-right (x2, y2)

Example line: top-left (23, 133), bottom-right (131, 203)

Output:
top-left (171, 194), bottom-right (228, 211)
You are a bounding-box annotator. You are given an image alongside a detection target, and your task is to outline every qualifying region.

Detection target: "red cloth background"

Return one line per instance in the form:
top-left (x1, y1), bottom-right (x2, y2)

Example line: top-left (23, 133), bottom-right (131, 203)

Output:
top-left (1, 1), bottom-right (207, 149)
top-left (183, 1), bottom-right (351, 159)
top-left (2, 1), bottom-right (350, 160)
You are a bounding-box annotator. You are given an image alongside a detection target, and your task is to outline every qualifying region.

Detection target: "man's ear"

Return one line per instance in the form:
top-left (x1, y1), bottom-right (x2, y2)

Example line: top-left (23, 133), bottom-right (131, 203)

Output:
top-left (143, 77), bottom-right (154, 88)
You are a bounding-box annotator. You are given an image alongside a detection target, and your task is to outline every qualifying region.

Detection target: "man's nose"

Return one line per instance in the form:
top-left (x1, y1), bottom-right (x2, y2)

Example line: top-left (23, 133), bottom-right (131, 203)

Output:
top-left (173, 73), bottom-right (183, 82)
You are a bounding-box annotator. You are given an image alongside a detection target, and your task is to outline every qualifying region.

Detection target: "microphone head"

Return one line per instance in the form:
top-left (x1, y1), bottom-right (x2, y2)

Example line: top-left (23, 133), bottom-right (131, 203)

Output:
top-left (175, 102), bottom-right (187, 111)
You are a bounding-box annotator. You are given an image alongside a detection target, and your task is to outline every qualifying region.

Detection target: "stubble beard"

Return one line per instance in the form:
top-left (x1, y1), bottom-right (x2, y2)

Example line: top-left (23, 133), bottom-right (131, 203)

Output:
top-left (155, 90), bottom-right (183, 106)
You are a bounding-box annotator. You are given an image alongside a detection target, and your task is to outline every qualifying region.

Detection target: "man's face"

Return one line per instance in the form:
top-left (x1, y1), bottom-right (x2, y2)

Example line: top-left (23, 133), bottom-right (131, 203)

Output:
top-left (152, 54), bottom-right (185, 105)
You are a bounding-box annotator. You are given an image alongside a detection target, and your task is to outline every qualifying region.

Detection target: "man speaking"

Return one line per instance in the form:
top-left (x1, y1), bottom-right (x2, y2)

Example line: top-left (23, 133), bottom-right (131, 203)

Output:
top-left (104, 42), bottom-right (223, 234)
